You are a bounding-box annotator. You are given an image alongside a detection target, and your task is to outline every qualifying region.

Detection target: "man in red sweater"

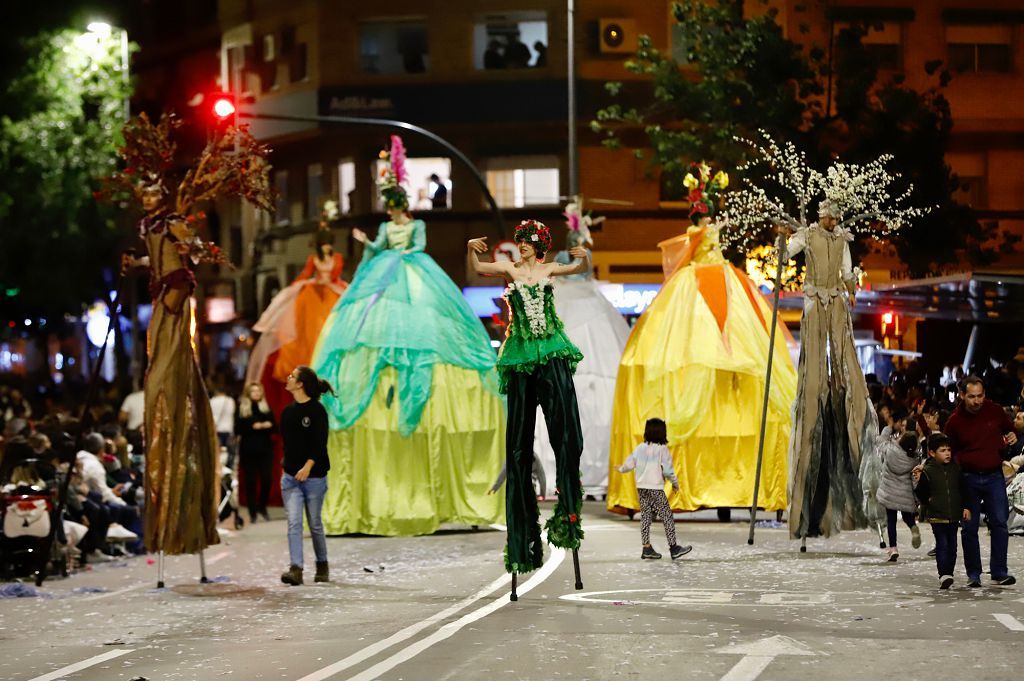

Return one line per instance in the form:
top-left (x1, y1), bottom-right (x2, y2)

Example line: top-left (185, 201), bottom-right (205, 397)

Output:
top-left (944, 376), bottom-right (1018, 587)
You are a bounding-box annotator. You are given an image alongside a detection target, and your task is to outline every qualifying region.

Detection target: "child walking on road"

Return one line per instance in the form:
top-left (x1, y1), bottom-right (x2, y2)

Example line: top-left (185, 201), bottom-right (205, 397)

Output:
top-left (914, 433), bottom-right (971, 590)
top-left (877, 427), bottom-right (923, 562)
top-left (618, 418), bottom-right (692, 560)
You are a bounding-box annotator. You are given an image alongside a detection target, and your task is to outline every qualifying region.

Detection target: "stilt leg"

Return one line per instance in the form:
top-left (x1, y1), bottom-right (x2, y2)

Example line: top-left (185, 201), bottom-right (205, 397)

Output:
top-left (198, 549), bottom-right (209, 584)
top-left (877, 522), bottom-right (886, 549)
top-left (157, 551), bottom-right (165, 588)
top-left (800, 536), bottom-right (807, 553)
top-left (510, 573), bottom-right (518, 602)
top-left (572, 548), bottom-right (583, 590)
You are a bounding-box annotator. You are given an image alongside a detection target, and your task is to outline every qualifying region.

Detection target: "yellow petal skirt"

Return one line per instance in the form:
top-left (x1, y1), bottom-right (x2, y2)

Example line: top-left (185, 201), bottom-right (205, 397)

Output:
top-left (608, 263), bottom-right (797, 513)
top-left (322, 364), bottom-right (506, 536)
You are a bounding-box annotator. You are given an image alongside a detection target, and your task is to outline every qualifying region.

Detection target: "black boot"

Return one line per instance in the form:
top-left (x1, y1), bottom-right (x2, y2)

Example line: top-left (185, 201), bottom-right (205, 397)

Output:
top-left (281, 565), bottom-right (303, 586)
top-left (641, 545), bottom-right (662, 560)
top-left (315, 561), bottom-right (329, 583)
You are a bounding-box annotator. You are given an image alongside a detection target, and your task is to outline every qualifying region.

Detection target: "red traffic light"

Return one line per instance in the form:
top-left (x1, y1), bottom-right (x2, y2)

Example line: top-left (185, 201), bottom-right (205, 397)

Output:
top-left (212, 96), bottom-right (236, 120)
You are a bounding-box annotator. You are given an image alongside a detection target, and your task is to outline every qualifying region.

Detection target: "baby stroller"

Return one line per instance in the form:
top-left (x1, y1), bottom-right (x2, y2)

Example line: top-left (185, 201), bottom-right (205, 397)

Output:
top-left (0, 456), bottom-right (70, 585)
top-left (1007, 471), bottom-right (1024, 535)
top-left (218, 447), bottom-right (244, 530)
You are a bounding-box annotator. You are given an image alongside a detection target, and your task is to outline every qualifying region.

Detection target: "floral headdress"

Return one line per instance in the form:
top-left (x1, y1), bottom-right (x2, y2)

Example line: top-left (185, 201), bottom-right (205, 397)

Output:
top-left (563, 201), bottom-right (595, 248)
top-left (514, 219), bottom-right (553, 257)
top-left (683, 161), bottom-right (729, 224)
top-left (817, 199), bottom-right (842, 221)
top-left (377, 135), bottom-right (409, 211)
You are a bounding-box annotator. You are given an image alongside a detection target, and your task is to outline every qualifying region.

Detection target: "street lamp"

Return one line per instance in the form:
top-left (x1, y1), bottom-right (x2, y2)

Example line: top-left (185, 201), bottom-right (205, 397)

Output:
top-left (86, 20), bottom-right (130, 121)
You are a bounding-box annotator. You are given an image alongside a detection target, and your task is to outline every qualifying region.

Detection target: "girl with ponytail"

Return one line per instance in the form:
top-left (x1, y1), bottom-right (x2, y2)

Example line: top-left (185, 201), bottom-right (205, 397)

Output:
top-left (279, 366), bottom-right (333, 585)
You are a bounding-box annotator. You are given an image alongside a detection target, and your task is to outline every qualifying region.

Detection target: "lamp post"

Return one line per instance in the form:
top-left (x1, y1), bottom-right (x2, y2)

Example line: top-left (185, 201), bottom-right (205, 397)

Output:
top-left (87, 20), bottom-right (138, 390)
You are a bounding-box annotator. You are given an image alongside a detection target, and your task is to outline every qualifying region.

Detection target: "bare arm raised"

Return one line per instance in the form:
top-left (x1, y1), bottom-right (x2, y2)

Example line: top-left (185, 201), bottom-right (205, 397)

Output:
top-left (547, 246), bottom-right (590, 277)
top-left (468, 237), bottom-right (514, 277)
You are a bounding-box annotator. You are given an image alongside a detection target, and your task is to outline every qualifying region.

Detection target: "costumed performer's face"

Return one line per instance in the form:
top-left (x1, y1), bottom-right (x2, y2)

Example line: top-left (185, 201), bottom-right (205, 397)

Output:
top-left (820, 214), bottom-right (837, 231)
top-left (318, 244), bottom-right (333, 258)
top-left (387, 206), bottom-right (408, 221)
top-left (698, 216), bottom-right (712, 227)
top-left (141, 188), bottom-right (164, 213)
top-left (517, 241), bottom-right (539, 260)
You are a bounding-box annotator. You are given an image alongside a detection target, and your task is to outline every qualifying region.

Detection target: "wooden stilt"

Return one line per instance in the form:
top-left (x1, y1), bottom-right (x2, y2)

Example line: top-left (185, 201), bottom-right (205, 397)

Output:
top-left (156, 551), bottom-right (165, 588)
top-left (510, 573), bottom-right (518, 601)
top-left (800, 536), bottom-right (807, 553)
top-left (572, 548), bottom-right (583, 590)
top-left (198, 549), bottom-right (209, 584)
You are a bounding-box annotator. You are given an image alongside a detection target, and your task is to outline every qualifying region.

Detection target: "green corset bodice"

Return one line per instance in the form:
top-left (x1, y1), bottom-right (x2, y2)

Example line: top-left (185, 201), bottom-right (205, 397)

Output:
top-left (496, 279), bottom-right (583, 393)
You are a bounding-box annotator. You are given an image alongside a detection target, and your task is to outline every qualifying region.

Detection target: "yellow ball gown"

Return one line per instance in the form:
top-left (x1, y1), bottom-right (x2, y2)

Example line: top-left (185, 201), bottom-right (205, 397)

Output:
top-left (607, 225), bottom-right (797, 514)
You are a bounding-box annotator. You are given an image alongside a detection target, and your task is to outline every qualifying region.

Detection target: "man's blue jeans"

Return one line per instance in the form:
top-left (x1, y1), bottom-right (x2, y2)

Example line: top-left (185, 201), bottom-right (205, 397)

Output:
top-left (961, 471), bottom-right (1009, 581)
top-left (281, 474), bottom-right (328, 568)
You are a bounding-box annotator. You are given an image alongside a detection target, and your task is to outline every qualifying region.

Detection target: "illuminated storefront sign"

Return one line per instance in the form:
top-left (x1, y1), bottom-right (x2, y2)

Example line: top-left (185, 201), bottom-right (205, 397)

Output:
top-left (462, 283), bottom-right (662, 318)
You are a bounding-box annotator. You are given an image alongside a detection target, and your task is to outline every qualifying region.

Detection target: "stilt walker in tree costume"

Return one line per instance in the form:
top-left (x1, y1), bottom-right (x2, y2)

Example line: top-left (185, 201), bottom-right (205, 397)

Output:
top-left (103, 113), bottom-right (274, 559)
top-left (468, 221), bottom-right (588, 598)
top-left (724, 131), bottom-right (929, 545)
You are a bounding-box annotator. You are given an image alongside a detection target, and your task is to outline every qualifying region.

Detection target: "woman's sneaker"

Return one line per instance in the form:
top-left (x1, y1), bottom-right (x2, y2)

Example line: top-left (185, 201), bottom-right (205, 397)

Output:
top-left (939, 575), bottom-right (954, 590)
top-left (886, 547), bottom-right (899, 562)
top-left (911, 525), bottom-right (921, 549)
top-left (670, 544), bottom-right (692, 560)
top-left (641, 546), bottom-right (662, 560)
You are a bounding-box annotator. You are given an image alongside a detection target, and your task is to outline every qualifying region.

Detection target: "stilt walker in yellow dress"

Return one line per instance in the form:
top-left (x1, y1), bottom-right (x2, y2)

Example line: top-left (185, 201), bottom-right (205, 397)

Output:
top-left (608, 163), bottom-right (797, 517)
top-left (106, 114), bottom-right (274, 565)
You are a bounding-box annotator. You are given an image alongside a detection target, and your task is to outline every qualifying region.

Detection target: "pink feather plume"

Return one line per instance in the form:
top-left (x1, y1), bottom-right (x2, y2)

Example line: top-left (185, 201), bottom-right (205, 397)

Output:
top-left (389, 135), bottom-right (408, 186)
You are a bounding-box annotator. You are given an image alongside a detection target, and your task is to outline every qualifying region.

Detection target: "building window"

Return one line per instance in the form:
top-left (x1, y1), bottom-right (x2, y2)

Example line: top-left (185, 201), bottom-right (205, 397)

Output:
top-left (258, 34), bottom-right (278, 91)
top-left (274, 170), bottom-right (289, 226)
top-left (307, 164), bottom-right (324, 220)
top-left (946, 25), bottom-right (1013, 73)
top-left (474, 12), bottom-right (548, 70)
top-left (374, 157), bottom-right (452, 211)
top-left (835, 21), bottom-right (903, 71)
top-left (338, 160), bottom-right (356, 214)
top-left (485, 157), bottom-right (560, 208)
top-left (359, 20), bottom-right (429, 75)
top-left (954, 176), bottom-right (986, 208)
top-left (670, 23), bottom-right (690, 64)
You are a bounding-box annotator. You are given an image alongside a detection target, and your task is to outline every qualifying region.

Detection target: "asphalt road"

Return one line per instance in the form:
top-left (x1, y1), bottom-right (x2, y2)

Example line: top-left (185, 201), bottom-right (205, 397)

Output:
top-left (2, 502), bottom-right (1022, 681)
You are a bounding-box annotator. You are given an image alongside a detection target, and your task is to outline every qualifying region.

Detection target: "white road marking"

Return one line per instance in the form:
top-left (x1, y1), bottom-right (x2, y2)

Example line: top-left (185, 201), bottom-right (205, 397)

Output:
top-left (82, 585), bottom-right (144, 602)
top-left (715, 636), bottom-right (814, 681)
top-left (994, 613), bottom-right (1024, 631)
top-left (293, 573), bottom-right (511, 681)
top-left (206, 550), bottom-right (231, 565)
top-left (27, 649), bottom-right (134, 681)
top-left (342, 546), bottom-right (568, 681)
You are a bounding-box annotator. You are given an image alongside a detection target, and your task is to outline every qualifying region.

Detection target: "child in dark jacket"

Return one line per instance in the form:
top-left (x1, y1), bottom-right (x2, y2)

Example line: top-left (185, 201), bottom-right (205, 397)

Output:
top-left (914, 433), bottom-right (971, 590)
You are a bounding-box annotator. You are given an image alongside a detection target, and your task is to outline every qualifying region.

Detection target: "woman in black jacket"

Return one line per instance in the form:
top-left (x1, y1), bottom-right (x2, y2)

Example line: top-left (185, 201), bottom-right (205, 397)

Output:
top-left (236, 382), bottom-right (276, 524)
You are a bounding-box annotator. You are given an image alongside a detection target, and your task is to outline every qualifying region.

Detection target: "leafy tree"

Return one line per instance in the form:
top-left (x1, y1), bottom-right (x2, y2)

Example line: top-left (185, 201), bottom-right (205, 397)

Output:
top-left (0, 28), bottom-right (134, 320)
top-left (592, 0), bottom-right (824, 201)
top-left (593, 0), bottom-right (1006, 276)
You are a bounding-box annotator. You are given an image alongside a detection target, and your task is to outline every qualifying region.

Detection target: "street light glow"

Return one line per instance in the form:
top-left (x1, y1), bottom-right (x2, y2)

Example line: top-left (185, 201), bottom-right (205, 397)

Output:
top-left (87, 21), bottom-right (113, 37)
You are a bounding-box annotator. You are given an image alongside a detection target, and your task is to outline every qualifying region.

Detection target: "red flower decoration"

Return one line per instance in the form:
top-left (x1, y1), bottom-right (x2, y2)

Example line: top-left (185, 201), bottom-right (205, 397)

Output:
top-left (569, 514), bottom-right (577, 522)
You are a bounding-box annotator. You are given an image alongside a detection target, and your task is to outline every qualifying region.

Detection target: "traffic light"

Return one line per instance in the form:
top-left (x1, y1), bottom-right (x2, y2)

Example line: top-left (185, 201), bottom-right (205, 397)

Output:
top-left (210, 92), bottom-right (237, 128)
top-left (881, 310), bottom-right (901, 346)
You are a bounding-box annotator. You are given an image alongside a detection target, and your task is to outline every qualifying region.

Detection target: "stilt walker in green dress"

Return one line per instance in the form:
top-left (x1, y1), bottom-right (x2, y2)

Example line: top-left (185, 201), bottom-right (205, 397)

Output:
top-left (468, 220), bottom-right (589, 600)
